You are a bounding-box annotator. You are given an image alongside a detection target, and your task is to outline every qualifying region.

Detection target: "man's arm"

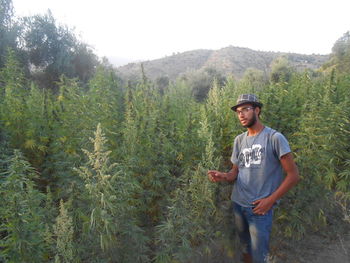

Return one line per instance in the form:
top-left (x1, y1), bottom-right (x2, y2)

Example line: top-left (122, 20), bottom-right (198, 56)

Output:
top-left (252, 152), bottom-right (299, 215)
top-left (208, 164), bottom-right (238, 182)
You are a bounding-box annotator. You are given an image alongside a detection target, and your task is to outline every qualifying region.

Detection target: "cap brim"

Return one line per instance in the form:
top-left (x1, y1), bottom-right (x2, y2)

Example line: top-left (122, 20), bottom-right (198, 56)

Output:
top-left (231, 102), bottom-right (263, 111)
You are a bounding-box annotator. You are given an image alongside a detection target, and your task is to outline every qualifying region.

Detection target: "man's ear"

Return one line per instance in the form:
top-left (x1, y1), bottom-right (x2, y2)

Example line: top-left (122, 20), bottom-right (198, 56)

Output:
top-left (255, 107), bottom-right (260, 115)
top-left (255, 107), bottom-right (262, 118)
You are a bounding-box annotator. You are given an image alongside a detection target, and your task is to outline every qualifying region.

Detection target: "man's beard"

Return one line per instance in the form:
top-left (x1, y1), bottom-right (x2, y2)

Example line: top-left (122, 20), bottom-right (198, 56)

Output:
top-left (243, 114), bottom-right (257, 128)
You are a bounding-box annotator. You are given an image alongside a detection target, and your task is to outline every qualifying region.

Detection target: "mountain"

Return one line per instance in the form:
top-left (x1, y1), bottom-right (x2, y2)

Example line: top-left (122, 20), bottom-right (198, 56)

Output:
top-left (115, 46), bottom-right (329, 82)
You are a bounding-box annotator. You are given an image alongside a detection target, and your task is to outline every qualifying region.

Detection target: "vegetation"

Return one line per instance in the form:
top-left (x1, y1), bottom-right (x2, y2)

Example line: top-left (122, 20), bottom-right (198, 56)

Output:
top-left (0, 1), bottom-right (349, 262)
top-left (116, 46), bottom-right (328, 84)
top-left (0, 0), bottom-right (99, 91)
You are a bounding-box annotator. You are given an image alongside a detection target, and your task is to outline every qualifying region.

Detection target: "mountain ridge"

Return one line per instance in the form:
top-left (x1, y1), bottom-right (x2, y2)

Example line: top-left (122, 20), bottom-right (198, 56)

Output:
top-left (115, 46), bottom-right (329, 81)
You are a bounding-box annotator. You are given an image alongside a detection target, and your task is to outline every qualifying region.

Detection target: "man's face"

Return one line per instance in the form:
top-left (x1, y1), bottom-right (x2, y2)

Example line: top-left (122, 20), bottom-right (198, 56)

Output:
top-left (235, 104), bottom-right (257, 128)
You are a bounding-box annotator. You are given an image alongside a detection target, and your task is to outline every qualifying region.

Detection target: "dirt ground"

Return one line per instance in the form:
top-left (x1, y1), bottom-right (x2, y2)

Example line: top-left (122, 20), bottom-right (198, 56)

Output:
top-left (188, 230), bottom-right (349, 263)
top-left (271, 232), bottom-right (350, 263)
top-left (190, 208), bottom-right (350, 263)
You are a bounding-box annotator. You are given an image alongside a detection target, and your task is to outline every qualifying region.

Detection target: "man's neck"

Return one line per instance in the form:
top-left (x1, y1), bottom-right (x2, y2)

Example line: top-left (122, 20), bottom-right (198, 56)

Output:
top-left (247, 121), bottom-right (264, 136)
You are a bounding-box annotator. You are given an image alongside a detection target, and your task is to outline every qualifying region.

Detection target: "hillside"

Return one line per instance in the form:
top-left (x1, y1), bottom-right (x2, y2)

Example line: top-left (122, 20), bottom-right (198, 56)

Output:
top-left (116, 46), bottom-right (329, 81)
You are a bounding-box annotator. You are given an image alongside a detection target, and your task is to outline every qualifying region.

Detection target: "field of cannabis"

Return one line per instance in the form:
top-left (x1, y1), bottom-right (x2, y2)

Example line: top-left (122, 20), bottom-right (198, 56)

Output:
top-left (0, 3), bottom-right (349, 259)
top-left (0, 45), bottom-right (349, 262)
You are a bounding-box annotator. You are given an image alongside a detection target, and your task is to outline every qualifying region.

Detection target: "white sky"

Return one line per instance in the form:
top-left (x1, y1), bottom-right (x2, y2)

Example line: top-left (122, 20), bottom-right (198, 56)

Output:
top-left (12, 0), bottom-right (350, 64)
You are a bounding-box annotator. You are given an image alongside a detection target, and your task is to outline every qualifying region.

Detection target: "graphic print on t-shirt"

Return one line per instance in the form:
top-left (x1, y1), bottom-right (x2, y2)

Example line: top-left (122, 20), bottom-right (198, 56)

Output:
top-left (238, 144), bottom-right (265, 168)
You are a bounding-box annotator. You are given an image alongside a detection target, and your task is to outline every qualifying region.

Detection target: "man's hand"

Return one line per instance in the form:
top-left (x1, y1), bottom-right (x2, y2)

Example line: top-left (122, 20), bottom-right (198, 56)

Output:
top-left (207, 170), bottom-right (226, 182)
top-left (208, 166), bottom-right (238, 183)
top-left (252, 197), bottom-right (275, 215)
top-left (252, 153), bottom-right (299, 215)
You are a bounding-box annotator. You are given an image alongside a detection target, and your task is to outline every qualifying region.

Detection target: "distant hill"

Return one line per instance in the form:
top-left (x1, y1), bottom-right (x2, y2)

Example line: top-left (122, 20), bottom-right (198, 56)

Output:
top-left (107, 56), bottom-right (137, 67)
top-left (115, 46), bottom-right (329, 82)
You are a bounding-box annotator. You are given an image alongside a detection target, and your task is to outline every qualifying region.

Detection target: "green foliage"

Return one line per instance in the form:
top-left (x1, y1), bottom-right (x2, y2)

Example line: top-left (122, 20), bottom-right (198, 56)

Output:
top-left (0, 48), bottom-right (28, 149)
top-left (155, 75), bottom-right (170, 94)
top-left (0, 49), bottom-right (53, 176)
top-left (87, 66), bottom-right (124, 159)
top-left (0, 19), bottom-right (349, 262)
top-left (23, 83), bottom-right (53, 169)
top-left (294, 83), bottom-right (350, 191)
top-left (270, 56), bottom-right (294, 84)
top-left (240, 68), bottom-right (268, 92)
top-left (2, 5), bottom-right (99, 90)
top-left (121, 80), bottom-right (185, 225)
top-left (21, 10), bottom-right (98, 89)
top-left (258, 73), bottom-right (304, 138)
top-left (204, 78), bottom-right (243, 161)
top-left (53, 200), bottom-right (74, 263)
top-left (75, 123), bottom-right (149, 262)
top-left (0, 150), bottom-right (46, 262)
top-left (323, 31), bottom-right (350, 73)
top-left (183, 67), bottom-right (226, 101)
top-left (154, 83), bottom-right (243, 262)
top-left (155, 115), bottom-right (223, 262)
top-left (0, 0), bottom-right (13, 27)
top-left (0, 0), bottom-right (20, 69)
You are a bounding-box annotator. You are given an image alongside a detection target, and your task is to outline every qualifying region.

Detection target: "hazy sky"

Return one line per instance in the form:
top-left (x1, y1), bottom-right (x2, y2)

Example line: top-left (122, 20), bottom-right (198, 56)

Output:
top-left (13, 0), bottom-right (350, 65)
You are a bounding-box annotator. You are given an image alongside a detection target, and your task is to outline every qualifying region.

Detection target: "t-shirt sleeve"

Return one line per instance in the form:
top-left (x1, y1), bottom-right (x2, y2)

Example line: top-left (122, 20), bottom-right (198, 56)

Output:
top-left (231, 135), bottom-right (242, 165)
top-left (271, 132), bottom-right (291, 159)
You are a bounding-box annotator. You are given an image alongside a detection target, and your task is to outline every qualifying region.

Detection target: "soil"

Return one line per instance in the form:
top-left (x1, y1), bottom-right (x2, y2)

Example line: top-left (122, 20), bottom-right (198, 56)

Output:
top-left (271, 232), bottom-right (350, 263)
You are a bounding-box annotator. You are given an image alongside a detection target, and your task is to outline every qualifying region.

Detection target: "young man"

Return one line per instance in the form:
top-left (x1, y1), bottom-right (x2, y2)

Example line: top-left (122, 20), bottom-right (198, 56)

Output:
top-left (208, 94), bottom-right (299, 263)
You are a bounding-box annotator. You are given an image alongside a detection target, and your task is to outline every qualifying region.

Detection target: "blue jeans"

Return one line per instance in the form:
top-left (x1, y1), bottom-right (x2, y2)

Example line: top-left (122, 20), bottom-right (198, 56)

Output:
top-left (233, 202), bottom-right (273, 263)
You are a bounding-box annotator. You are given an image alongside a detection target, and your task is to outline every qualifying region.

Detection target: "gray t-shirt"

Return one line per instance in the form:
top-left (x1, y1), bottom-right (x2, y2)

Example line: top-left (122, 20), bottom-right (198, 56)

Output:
top-left (230, 126), bottom-right (291, 207)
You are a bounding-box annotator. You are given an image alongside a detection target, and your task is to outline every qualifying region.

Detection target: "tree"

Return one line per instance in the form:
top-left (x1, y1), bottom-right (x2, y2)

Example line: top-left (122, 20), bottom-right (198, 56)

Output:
top-left (0, 0), bottom-right (20, 68)
top-left (323, 31), bottom-right (350, 73)
top-left (21, 10), bottom-right (98, 90)
top-left (270, 56), bottom-right (294, 83)
top-left (155, 75), bottom-right (169, 94)
top-left (72, 43), bottom-right (99, 86)
top-left (240, 67), bottom-right (268, 92)
top-left (184, 67), bottom-right (226, 101)
top-left (0, 0), bottom-right (13, 26)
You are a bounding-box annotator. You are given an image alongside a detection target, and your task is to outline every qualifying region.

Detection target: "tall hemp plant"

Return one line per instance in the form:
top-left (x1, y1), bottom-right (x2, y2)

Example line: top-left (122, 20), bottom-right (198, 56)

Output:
top-left (122, 80), bottom-right (177, 226)
top-left (160, 80), bottom-right (202, 173)
top-left (45, 66), bottom-right (123, 198)
top-left (257, 72), bottom-right (303, 138)
top-left (204, 77), bottom-right (243, 161)
top-left (272, 71), bottom-right (349, 238)
top-left (87, 66), bottom-right (124, 161)
top-left (24, 83), bottom-right (55, 189)
top-left (155, 113), bottom-right (221, 262)
top-left (294, 74), bottom-right (350, 189)
top-left (52, 200), bottom-right (75, 263)
top-left (42, 76), bottom-right (90, 198)
top-left (0, 150), bottom-right (46, 262)
top-left (263, 79), bottom-right (321, 238)
top-left (155, 80), bottom-right (239, 263)
top-left (75, 124), bottom-right (149, 262)
top-left (0, 49), bottom-right (28, 151)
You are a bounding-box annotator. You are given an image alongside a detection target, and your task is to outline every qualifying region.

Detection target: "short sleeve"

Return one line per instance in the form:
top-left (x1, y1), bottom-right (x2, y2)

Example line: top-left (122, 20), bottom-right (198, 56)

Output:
top-left (271, 132), bottom-right (291, 159)
top-left (231, 134), bottom-right (244, 165)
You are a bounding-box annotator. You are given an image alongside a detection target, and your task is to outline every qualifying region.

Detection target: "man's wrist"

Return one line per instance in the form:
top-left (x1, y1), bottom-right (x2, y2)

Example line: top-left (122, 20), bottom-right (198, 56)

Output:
top-left (225, 169), bottom-right (237, 182)
top-left (268, 194), bottom-right (278, 204)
